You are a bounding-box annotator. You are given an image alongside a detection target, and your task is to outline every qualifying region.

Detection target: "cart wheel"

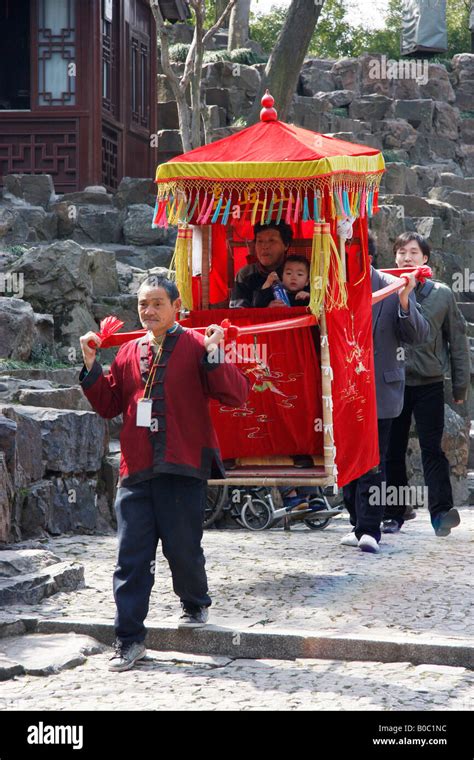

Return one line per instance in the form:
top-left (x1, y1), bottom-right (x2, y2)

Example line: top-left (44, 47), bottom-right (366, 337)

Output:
top-left (304, 497), bottom-right (332, 530)
top-left (203, 485), bottom-right (227, 528)
top-left (241, 498), bottom-right (272, 531)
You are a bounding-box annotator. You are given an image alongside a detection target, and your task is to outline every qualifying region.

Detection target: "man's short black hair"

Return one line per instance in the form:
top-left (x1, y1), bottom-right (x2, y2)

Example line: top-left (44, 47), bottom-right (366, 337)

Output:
top-left (253, 221), bottom-right (293, 248)
top-left (393, 232), bottom-right (431, 262)
top-left (138, 274), bottom-right (180, 302)
top-left (283, 254), bottom-right (310, 273)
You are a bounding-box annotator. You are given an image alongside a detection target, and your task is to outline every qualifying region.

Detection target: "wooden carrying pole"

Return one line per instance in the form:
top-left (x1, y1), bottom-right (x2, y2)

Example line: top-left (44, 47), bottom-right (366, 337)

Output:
top-left (201, 225), bottom-right (210, 310)
top-left (319, 310), bottom-right (337, 488)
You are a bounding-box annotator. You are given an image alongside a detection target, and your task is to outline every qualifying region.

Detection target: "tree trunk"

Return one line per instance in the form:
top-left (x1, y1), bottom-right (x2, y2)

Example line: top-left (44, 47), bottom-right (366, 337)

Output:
top-left (176, 89), bottom-right (192, 152)
top-left (190, 4), bottom-right (205, 149)
top-left (228, 0), bottom-right (251, 49)
top-left (247, 0), bottom-right (325, 124)
top-left (215, 0), bottom-right (230, 27)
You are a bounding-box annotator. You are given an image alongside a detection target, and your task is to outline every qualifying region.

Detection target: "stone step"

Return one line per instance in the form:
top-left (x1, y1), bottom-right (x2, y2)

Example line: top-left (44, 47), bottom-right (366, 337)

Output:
top-left (34, 617), bottom-right (474, 670)
top-left (17, 387), bottom-right (92, 412)
top-left (429, 187), bottom-right (474, 211)
top-left (440, 173), bottom-right (474, 192)
top-left (0, 368), bottom-right (82, 385)
top-left (0, 561), bottom-right (84, 606)
top-left (0, 633), bottom-right (104, 680)
top-left (0, 548), bottom-right (61, 578)
top-left (380, 194), bottom-right (434, 217)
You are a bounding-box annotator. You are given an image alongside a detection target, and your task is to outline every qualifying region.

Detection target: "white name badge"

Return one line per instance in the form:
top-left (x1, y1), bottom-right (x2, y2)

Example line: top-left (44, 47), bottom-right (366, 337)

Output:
top-left (136, 398), bottom-right (153, 427)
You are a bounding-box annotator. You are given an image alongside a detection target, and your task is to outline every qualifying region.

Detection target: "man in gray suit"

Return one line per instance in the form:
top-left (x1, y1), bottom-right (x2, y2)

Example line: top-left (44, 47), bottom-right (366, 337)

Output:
top-left (341, 235), bottom-right (430, 552)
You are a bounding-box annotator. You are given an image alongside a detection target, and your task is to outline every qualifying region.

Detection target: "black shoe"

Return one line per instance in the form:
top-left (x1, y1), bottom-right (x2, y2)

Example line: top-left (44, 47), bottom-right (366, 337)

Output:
top-left (382, 519), bottom-right (401, 534)
top-left (178, 606), bottom-right (209, 629)
top-left (433, 508), bottom-right (460, 537)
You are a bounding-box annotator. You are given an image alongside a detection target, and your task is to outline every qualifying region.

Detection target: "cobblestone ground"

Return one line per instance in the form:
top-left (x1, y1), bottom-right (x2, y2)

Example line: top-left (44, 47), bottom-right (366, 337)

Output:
top-left (1, 653), bottom-right (473, 711)
top-left (6, 507), bottom-right (473, 640)
top-left (2, 508), bottom-right (473, 710)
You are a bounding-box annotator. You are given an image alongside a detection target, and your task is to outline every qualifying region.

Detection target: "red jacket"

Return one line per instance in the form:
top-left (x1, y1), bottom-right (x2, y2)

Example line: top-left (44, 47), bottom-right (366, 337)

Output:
top-left (79, 325), bottom-right (250, 486)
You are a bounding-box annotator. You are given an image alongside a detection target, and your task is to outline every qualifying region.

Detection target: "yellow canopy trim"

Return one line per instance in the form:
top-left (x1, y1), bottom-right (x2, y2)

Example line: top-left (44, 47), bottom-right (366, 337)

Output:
top-left (156, 154), bottom-right (385, 183)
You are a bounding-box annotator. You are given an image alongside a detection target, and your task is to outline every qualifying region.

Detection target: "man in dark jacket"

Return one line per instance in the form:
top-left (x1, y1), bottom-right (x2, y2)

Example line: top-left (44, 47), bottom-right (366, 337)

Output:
top-left (341, 235), bottom-right (430, 553)
top-left (384, 232), bottom-right (470, 537)
top-left (80, 275), bottom-right (249, 671)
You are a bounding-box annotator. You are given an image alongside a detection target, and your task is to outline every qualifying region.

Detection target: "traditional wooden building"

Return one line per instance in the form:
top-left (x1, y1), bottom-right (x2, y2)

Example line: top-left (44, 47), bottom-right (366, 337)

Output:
top-left (0, 0), bottom-right (158, 192)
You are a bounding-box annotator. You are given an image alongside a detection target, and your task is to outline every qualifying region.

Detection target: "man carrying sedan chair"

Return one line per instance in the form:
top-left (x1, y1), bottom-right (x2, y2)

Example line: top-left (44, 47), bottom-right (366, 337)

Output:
top-left (340, 233), bottom-right (430, 553)
top-left (79, 275), bottom-right (250, 672)
top-left (384, 233), bottom-right (470, 537)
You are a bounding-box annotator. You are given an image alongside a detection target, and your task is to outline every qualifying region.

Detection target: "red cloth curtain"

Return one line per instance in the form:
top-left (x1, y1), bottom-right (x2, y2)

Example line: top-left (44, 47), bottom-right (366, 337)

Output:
top-left (325, 218), bottom-right (379, 487)
top-left (181, 308), bottom-right (323, 460)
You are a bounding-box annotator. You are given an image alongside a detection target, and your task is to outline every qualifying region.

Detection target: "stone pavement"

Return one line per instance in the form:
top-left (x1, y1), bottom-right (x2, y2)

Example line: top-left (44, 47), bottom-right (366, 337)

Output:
top-left (4, 507), bottom-right (473, 640)
top-left (1, 650), bottom-right (472, 711)
top-left (0, 507), bottom-right (473, 710)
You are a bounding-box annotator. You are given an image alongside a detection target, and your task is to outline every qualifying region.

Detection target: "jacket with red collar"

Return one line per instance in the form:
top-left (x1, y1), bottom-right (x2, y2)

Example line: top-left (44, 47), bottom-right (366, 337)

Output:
top-left (79, 324), bottom-right (250, 486)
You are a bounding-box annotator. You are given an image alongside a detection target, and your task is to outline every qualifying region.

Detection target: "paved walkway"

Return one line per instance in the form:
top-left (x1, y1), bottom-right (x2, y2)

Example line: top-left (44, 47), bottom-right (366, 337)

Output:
top-left (5, 508), bottom-right (473, 640)
top-left (1, 652), bottom-right (472, 711)
top-left (1, 508), bottom-right (473, 710)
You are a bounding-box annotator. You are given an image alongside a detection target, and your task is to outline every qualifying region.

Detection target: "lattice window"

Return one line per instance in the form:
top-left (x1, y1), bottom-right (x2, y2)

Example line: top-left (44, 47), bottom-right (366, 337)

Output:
top-left (130, 32), bottom-right (149, 130)
top-left (102, 0), bottom-right (119, 118)
top-left (37, 0), bottom-right (76, 106)
top-left (0, 123), bottom-right (77, 192)
top-left (102, 123), bottom-right (119, 191)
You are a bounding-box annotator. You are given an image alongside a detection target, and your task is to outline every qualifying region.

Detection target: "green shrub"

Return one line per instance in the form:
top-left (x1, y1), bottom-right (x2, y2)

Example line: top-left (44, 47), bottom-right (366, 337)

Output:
top-left (228, 48), bottom-right (265, 65)
top-left (202, 48), bottom-right (266, 65)
top-left (332, 107), bottom-right (349, 117)
top-left (0, 351), bottom-right (70, 371)
top-left (168, 43), bottom-right (191, 63)
top-left (382, 150), bottom-right (410, 166)
top-left (7, 245), bottom-right (28, 257)
top-left (29, 344), bottom-right (62, 367)
top-left (203, 50), bottom-right (230, 63)
top-left (230, 116), bottom-right (248, 128)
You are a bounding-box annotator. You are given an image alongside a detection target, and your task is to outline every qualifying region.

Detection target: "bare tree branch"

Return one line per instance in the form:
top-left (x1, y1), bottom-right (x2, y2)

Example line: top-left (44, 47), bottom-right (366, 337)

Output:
top-left (150, 0), bottom-right (237, 150)
top-left (200, 103), bottom-right (212, 145)
top-left (149, 0), bottom-right (192, 151)
top-left (149, 0), bottom-right (180, 90)
top-left (203, 0), bottom-right (238, 45)
top-left (190, 0), bottom-right (205, 149)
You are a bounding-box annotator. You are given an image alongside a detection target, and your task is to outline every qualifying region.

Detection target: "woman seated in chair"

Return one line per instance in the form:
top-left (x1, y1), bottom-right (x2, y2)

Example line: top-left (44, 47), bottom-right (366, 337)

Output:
top-left (229, 221), bottom-right (293, 308)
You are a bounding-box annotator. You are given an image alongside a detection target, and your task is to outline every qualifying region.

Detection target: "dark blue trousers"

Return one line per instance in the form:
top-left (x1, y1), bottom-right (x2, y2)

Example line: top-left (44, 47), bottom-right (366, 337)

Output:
top-left (342, 418), bottom-right (393, 542)
top-left (113, 474), bottom-right (211, 644)
top-left (385, 382), bottom-right (453, 527)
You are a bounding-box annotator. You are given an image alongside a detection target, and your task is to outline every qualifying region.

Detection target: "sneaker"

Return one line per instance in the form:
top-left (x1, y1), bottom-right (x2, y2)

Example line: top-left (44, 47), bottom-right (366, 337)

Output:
top-left (433, 508), bottom-right (460, 537)
top-left (382, 519), bottom-right (401, 534)
top-left (403, 505), bottom-right (417, 521)
top-left (340, 531), bottom-right (359, 547)
top-left (178, 606), bottom-right (209, 629)
top-left (284, 496), bottom-right (309, 512)
top-left (358, 534), bottom-right (380, 553)
top-left (108, 640), bottom-right (146, 672)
